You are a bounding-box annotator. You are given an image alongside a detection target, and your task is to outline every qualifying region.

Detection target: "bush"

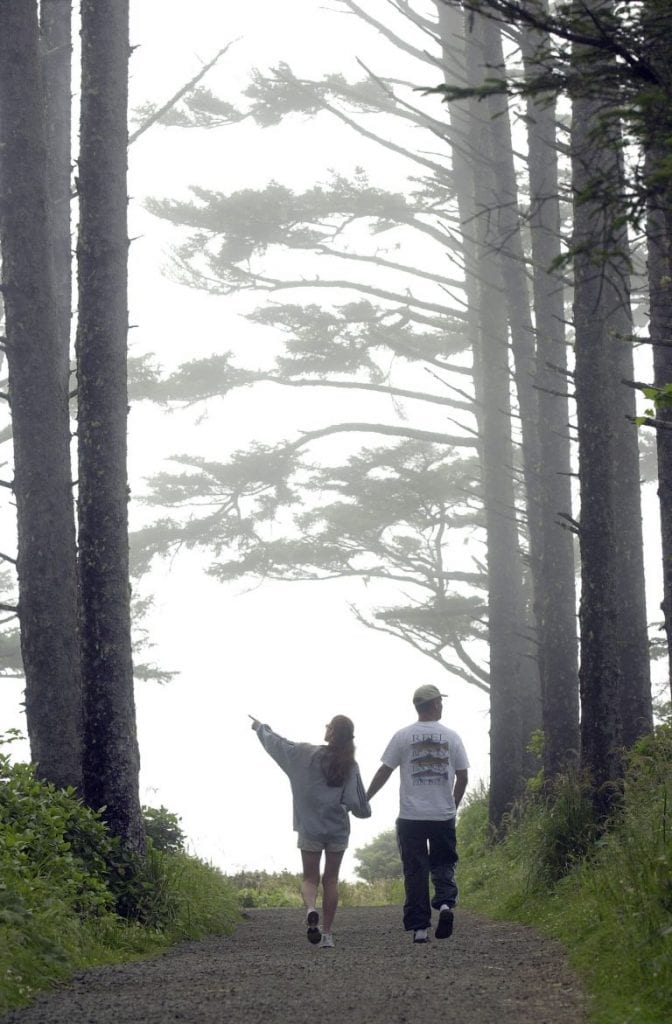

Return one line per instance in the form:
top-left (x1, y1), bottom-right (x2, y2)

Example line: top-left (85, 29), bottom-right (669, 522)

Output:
top-left (0, 748), bottom-right (119, 1011)
top-left (142, 805), bottom-right (186, 854)
top-left (0, 752), bottom-right (114, 919)
top-left (0, 742), bottom-right (240, 1015)
top-left (457, 722), bottom-right (672, 1024)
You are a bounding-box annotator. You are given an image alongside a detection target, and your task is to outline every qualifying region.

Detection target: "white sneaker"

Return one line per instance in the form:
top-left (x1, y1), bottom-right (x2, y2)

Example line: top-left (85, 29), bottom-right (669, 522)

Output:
top-left (413, 928), bottom-right (429, 943)
top-left (320, 933), bottom-right (335, 948)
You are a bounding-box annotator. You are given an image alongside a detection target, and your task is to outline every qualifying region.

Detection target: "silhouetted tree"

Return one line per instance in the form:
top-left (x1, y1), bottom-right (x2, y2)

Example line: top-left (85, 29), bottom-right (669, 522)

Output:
top-left (0, 0), bottom-right (82, 790)
top-left (77, 0), bottom-right (144, 852)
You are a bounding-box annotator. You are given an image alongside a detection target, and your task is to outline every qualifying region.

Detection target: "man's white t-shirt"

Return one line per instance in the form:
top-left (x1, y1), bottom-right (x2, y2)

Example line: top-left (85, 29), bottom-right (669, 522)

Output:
top-left (381, 720), bottom-right (469, 820)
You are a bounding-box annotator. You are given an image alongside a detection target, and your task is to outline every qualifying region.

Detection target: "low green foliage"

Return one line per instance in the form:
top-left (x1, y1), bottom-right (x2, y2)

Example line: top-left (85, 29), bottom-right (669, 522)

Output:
top-left (458, 723), bottom-right (672, 1024)
top-left (225, 870), bottom-right (304, 908)
top-left (339, 876), bottom-right (404, 907)
top-left (224, 867), bottom-right (403, 908)
top-left (0, 741), bottom-right (240, 1015)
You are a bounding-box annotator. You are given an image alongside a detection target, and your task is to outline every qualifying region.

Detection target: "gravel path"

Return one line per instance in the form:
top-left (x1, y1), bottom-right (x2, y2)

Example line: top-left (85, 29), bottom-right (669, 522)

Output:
top-left (1, 906), bottom-right (588, 1024)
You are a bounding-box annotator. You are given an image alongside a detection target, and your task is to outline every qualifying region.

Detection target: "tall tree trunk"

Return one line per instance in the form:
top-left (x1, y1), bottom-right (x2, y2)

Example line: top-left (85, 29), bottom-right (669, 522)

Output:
top-left (475, 265), bottom-right (527, 828)
top-left (438, 2), bottom-right (528, 826)
top-left (77, 0), bottom-right (144, 852)
top-left (0, 0), bottom-right (82, 789)
top-left (478, 15), bottom-right (545, 693)
top-left (646, 170), bottom-right (672, 697)
top-left (608, 211), bottom-right (652, 744)
top-left (521, 6), bottom-right (581, 777)
top-left (40, 0), bottom-right (72, 391)
top-left (642, 0), bottom-right (672, 693)
top-left (571, 82), bottom-right (624, 819)
top-left (447, 4), bottom-right (580, 787)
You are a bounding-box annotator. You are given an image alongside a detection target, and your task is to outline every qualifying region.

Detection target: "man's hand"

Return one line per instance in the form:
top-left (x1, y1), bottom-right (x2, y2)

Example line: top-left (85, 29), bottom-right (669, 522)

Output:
top-left (454, 768), bottom-right (468, 809)
top-left (366, 764), bottom-right (394, 800)
top-left (248, 715), bottom-right (261, 731)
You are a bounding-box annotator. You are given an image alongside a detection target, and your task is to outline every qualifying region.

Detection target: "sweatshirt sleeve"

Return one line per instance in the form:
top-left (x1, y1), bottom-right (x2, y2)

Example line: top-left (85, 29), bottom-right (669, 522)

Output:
top-left (255, 723), bottom-right (297, 775)
top-left (341, 762), bottom-right (372, 819)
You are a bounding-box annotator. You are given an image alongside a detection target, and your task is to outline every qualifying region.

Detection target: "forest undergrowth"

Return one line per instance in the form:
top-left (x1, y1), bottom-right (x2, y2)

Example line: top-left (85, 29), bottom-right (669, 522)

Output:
top-left (0, 734), bottom-right (241, 1015)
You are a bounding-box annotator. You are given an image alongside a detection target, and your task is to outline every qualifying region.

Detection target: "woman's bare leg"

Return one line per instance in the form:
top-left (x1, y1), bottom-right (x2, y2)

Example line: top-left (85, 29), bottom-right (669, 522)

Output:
top-left (321, 850), bottom-right (345, 934)
top-left (300, 850), bottom-right (322, 912)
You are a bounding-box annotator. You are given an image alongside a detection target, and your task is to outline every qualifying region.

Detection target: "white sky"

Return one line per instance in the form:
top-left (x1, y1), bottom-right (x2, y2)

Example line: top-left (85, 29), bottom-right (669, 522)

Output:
top-left (122, 0), bottom-right (490, 880)
top-left (0, 0), bottom-right (665, 882)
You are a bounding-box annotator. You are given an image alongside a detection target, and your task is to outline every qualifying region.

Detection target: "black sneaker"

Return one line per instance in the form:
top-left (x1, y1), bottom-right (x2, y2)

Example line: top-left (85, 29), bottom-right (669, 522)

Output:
top-left (306, 909), bottom-right (321, 944)
top-left (413, 928), bottom-right (429, 943)
top-left (435, 907), bottom-right (454, 939)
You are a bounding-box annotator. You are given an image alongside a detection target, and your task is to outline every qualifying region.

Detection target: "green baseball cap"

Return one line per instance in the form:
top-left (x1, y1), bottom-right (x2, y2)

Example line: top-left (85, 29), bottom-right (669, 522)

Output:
top-left (412, 684), bottom-right (447, 705)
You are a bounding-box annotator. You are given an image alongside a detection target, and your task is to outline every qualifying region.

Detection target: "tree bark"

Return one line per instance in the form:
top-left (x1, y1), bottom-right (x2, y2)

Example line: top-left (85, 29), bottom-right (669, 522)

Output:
top-left (571, 79), bottom-right (624, 818)
top-left (608, 213), bottom-right (652, 744)
top-left (438, 2), bottom-right (528, 826)
top-left (477, 14), bottom-right (544, 768)
top-left (77, 0), bottom-right (144, 852)
top-left (447, 4), bottom-right (581, 787)
top-left (0, 0), bottom-right (82, 789)
top-left (642, 0), bottom-right (672, 695)
top-left (40, 0), bottom-right (72, 391)
top-left (521, 5), bottom-right (581, 777)
top-left (646, 171), bottom-right (672, 698)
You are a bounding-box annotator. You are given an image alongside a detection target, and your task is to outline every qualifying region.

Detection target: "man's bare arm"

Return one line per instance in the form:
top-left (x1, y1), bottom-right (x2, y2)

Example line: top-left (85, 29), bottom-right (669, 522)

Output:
top-left (366, 764), bottom-right (393, 800)
top-left (454, 769), bottom-right (468, 810)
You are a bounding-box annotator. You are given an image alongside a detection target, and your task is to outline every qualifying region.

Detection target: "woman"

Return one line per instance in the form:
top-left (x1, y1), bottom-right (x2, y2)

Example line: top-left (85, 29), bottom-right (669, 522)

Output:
top-left (250, 713), bottom-right (371, 948)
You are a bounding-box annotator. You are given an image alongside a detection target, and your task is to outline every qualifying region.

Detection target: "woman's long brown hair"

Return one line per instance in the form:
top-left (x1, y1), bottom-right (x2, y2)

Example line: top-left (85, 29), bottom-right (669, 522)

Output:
top-left (321, 715), bottom-right (355, 787)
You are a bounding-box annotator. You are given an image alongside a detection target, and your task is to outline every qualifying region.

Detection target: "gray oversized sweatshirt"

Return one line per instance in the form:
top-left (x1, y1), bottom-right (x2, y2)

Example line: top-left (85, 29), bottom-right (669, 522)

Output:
top-left (255, 723), bottom-right (371, 843)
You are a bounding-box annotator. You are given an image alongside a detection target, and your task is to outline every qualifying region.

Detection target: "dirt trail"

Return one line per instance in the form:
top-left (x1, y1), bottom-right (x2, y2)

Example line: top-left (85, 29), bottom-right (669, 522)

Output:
top-left (0, 906), bottom-right (588, 1024)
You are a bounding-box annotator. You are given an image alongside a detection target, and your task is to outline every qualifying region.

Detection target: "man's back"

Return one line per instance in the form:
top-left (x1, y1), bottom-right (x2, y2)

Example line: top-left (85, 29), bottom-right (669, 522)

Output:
top-left (381, 719), bottom-right (469, 820)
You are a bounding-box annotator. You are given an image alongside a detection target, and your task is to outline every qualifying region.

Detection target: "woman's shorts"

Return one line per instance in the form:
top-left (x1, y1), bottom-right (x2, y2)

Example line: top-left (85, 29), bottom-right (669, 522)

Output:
top-left (297, 832), bottom-right (348, 853)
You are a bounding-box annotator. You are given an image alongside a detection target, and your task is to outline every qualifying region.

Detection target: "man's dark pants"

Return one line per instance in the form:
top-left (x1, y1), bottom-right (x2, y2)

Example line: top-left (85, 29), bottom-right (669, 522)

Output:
top-left (396, 817), bottom-right (458, 931)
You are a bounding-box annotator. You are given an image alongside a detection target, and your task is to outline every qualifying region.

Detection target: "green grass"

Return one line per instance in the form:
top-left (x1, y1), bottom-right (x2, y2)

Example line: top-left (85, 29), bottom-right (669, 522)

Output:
top-left (225, 868), bottom-right (403, 908)
top-left (456, 727), bottom-right (672, 1024)
top-left (0, 854), bottom-right (242, 1014)
top-left (0, 744), bottom-right (242, 1015)
top-left (0, 847), bottom-right (243, 1015)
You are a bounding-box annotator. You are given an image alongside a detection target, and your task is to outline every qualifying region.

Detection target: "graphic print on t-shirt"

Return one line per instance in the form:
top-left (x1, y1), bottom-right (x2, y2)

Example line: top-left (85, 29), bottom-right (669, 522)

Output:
top-left (411, 731), bottom-right (450, 785)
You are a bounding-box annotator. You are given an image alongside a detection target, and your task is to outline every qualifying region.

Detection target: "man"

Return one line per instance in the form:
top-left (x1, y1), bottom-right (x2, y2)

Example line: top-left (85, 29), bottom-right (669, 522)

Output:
top-left (366, 684), bottom-right (469, 944)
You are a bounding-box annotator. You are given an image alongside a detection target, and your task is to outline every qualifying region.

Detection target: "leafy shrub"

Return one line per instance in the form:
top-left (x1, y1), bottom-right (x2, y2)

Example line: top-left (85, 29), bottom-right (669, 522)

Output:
top-left (0, 753), bottom-right (113, 919)
top-left (103, 842), bottom-right (175, 926)
top-left (0, 747), bottom-right (119, 1012)
top-left (0, 741), bottom-right (241, 1014)
top-left (142, 805), bottom-right (186, 853)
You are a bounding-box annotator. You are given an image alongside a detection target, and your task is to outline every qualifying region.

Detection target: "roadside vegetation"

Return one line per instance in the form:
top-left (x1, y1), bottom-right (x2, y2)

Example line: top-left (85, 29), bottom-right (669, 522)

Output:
top-left (2, 717), bottom-right (670, 1022)
top-left (0, 734), bottom-right (240, 1015)
top-left (456, 716), bottom-right (672, 1024)
top-left (225, 869), bottom-right (402, 910)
